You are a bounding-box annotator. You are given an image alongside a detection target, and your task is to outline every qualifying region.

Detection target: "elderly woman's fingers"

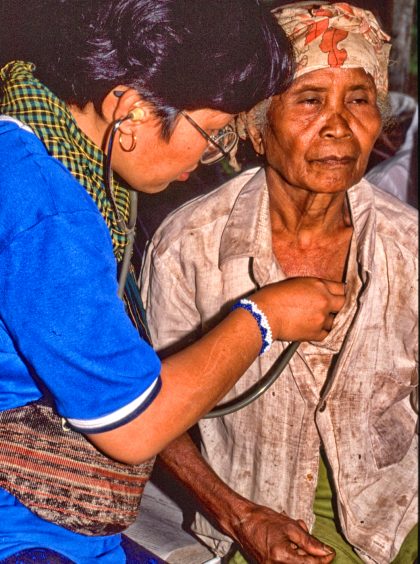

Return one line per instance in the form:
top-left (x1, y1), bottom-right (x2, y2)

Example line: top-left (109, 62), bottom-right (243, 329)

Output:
top-left (278, 525), bottom-right (336, 563)
top-left (232, 503), bottom-right (335, 564)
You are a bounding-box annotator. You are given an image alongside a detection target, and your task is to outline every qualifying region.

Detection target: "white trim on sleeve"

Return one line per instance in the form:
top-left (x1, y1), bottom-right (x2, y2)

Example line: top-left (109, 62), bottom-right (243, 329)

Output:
top-left (66, 376), bottom-right (160, 432)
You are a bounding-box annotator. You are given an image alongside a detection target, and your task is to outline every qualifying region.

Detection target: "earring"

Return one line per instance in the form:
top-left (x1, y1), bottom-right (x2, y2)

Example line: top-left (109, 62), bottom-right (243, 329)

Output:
top-left (118, 131), bottom-right (137, 152)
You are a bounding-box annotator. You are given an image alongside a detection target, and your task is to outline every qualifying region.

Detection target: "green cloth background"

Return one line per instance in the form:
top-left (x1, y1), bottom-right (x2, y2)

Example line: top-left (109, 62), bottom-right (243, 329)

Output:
top-left (226, 453), bottom-right (417, 563)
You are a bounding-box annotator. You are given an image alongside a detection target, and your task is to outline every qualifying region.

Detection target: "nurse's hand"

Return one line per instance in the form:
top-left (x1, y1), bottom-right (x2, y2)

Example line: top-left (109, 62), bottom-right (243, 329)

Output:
top-left (251, 277), bottom-right (346, 342)
top-left (231, 503), bottom-right (335, 563)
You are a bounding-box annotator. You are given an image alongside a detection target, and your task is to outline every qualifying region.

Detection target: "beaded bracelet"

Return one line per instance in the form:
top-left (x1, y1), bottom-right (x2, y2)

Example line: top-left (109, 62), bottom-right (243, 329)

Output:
top-left (231, 298), bottom-right (273, 355)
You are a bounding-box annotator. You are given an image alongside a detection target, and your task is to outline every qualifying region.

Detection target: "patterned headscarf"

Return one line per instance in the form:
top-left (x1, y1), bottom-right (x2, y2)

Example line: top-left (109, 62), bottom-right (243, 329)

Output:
top-left (271, 2), bottom-right (392, 94)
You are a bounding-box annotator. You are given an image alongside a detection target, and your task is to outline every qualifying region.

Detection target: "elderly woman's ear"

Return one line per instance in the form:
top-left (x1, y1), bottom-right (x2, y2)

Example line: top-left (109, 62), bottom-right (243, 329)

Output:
top-left (236, 103), bottom-right (269, 156)
top-left (247, 124), bottom-right (266, 156)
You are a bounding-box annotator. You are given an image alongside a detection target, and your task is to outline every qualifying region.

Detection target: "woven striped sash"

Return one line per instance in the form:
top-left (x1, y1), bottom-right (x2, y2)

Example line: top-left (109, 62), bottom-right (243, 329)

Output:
top-left (0, 399), bottom-right (154, 536)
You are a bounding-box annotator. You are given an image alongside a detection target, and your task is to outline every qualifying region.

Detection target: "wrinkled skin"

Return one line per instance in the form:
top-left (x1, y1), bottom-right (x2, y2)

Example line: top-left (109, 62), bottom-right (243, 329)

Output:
top-left (230, 503), bottom-right (336, 563)
top-left (260, 67), bottom-right (382, 196)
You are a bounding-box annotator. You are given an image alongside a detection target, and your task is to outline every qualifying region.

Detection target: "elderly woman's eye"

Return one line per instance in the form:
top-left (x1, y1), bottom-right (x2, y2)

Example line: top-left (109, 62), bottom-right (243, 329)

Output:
top-left (299, 97), bottom-right (321, 105)
top-left (348, 94), bottom-right (369, 105)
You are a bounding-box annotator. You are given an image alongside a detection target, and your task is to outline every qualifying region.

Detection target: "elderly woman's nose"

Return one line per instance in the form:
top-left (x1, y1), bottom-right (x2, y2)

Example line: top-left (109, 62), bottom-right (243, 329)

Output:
top-left (320, 111), bottom-right (353, 139)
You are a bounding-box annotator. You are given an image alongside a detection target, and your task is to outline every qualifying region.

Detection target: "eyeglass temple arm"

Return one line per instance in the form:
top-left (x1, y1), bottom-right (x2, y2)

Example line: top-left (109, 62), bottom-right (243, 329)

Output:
top-left (180, 111), bottom-right (230, 158)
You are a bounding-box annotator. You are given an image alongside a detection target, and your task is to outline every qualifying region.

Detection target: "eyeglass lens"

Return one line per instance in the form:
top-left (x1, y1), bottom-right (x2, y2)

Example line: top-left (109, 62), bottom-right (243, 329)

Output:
top-left (200, 128), bottom-right (238, 165)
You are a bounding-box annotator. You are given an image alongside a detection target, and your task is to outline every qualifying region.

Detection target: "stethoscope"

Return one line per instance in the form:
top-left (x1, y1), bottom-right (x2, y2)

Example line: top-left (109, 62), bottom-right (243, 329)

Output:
top-left (105, 116), bottom-right (299, 419)
top-left (104, 114), bottom-right (139, 300)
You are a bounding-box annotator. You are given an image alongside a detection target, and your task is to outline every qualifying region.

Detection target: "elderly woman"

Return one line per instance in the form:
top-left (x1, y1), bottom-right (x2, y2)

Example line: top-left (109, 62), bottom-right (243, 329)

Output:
top-left (141, 2), bottom-right (418, 563)
top-left (0, 1), bottom-right (350, 561)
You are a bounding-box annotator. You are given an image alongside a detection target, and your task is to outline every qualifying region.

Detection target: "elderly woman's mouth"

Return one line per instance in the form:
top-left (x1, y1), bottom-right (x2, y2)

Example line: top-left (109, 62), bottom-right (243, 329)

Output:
top-left (311, 156), bottom-right (356, 167)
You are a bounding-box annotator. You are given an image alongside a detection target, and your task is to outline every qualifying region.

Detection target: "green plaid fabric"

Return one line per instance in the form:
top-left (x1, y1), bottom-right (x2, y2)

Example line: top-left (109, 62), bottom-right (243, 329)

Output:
top-left (0, 60), bottom-right (130, 261)
top-left (0, 60), bottom-right (152, 341)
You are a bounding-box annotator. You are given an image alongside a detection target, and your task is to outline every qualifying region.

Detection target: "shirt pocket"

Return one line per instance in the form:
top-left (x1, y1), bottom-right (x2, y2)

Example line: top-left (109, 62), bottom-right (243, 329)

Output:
top-left (369, 368), bottom-right (417, 469)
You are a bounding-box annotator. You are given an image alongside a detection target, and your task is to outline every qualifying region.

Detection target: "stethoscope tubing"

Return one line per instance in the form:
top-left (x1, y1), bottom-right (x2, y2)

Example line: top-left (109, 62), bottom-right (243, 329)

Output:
top-left (104, 118), bottom-right (138, 299)
top-left (204, 341), bottom-right (299, 418)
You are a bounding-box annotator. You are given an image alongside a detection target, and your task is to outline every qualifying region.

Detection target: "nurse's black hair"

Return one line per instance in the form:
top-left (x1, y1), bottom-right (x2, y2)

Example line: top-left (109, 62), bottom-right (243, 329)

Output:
top-left (8, 0), bottom-right (294, 139)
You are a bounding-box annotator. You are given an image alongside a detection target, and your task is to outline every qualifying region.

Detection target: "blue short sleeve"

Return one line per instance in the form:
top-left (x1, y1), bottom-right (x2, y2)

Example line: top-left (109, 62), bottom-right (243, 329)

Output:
top-left (0, 122), bottom-right (161, 432)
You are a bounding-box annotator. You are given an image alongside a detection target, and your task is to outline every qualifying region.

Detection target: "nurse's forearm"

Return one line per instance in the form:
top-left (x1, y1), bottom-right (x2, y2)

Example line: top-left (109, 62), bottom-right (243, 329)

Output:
top-left (88, 306), bottom-right (261, 463)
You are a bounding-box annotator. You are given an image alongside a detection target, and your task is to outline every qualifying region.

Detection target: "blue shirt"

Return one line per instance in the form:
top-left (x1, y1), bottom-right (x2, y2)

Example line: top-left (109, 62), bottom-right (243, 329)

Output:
top-left (0, 118), bottom-right (161, 561)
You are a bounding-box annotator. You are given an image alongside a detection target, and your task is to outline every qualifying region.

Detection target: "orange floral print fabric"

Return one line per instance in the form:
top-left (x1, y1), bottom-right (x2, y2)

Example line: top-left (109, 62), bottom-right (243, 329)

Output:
top-left (272, 2), bottom-right (391, 94)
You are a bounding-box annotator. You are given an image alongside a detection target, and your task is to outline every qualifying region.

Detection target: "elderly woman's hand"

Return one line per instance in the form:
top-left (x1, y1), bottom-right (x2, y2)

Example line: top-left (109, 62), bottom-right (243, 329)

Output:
top-left (252, 277), bottom-right (346, 343)
top-left (231, 502), bottom-right (335, 563)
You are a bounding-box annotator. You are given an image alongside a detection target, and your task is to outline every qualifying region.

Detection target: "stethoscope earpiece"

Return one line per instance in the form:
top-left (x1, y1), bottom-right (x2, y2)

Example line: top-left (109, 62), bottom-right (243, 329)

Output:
top-left (113, 90), bottom-right (145, 122)
top-left (127, 107), bottom-right (145, 122)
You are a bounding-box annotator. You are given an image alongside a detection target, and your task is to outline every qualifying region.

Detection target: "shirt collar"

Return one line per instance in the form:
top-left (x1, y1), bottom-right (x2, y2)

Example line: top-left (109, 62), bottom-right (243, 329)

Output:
top-left (219, 168), bottom-right (377, 283)
top-left (219, 167), bottom-right (272, 268)
top-left (346, 178), bottom-right (376, 279)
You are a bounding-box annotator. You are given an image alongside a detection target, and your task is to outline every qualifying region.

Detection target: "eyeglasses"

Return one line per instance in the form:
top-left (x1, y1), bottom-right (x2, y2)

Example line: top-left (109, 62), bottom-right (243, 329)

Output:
top-left (180, 111), bottom-right (238, 165)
